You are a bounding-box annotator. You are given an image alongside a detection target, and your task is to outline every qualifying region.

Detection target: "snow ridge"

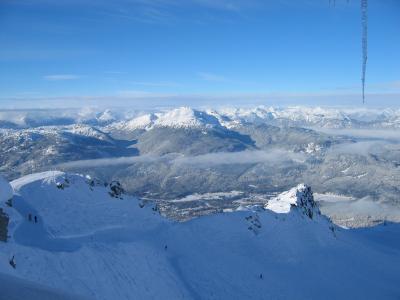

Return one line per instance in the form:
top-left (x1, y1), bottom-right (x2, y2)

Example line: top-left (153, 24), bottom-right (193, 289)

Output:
top-left (155, 107), bottom-right (219, 128)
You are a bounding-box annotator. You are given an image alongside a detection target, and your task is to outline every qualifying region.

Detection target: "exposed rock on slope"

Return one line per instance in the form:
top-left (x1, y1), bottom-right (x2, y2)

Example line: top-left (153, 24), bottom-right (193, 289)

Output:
top-left (0, 209), bottom-right (9, 242)
top-left (266, 184), bottom-right (319, 219)
top-left (0, 176), bottom-right (13, 242)
top-left (0, 175), bottom-right (13, 204)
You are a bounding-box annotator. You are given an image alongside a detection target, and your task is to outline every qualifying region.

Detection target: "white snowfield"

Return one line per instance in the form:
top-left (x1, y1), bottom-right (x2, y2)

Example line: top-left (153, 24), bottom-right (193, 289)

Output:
top-left (0, 171), bottom-right (399, 300)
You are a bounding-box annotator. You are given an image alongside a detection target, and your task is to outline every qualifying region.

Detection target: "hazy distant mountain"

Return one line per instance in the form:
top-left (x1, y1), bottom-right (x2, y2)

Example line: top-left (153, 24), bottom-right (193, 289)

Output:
top-left (0, 124), bottom-right (138, 180)
top-left (4, 105), bottom-right (400, 130)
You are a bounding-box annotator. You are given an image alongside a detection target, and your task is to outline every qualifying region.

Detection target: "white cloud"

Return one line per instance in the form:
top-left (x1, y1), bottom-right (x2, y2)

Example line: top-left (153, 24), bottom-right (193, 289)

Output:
top-left (370, 80), bottom-right (400, 91)
top-left (198, 72), bottom-right (227, 82)
top-left (44, 74), bottom-right (80, 81)
top-left (316, 128), bottom-right (400, 142)
top-left (2, 92), bottom-right (400, 109)
top-left (57, 154), bottom-right (163, 169)
top-left (130, 81), bottom-right (180, 87)
top-left (103, 71), bottom-right (127, 75)
top-left (116, 90), bottom-right (155, 97)
top-left (191, 0), bottom-right (242, 11)
top-left (173, 150), bottom-right (305, 166)
top-left (57, 150), bottom-right (305, 170)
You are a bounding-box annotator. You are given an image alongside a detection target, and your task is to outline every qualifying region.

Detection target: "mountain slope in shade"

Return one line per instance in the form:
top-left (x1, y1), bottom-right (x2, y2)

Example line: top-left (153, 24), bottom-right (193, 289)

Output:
top-left (0, 171), bottom-right (399, 299)
top-left (0, 176), bottom-right (13, 203)
top-left (0, 272), bottom-right (88, 300)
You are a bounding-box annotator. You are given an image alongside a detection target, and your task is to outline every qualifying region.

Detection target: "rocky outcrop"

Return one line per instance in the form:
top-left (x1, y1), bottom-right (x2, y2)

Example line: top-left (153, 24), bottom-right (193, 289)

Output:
top-left (0, 176), bottom-right (13, 242)
top-left (0, 176), bottom-right (13, 204)
top-left (265, 184), bottom-right (320, 219)
top-left (293, 184), bottom-right (318, 219)
top-left (0, 209), bottom-right (9, 242)
top-left (108, 181), bottom-right (125, 199)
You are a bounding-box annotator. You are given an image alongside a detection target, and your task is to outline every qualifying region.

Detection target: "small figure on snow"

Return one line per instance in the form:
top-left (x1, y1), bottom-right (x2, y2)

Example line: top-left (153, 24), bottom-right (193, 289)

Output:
top-left (28, 213), bottom-right (32, 222)
top-left (34, 216), bottom-right (38, 223)
top-left (9, 255), bottom-right (16, 269)
top-left (164, 245), bottom-right (168, 250)
top-left (259, 273), bottom-right (263, 279)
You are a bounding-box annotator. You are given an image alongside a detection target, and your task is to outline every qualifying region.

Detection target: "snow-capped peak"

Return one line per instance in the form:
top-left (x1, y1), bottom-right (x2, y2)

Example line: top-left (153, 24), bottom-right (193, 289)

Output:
top-left (154, 107), bottom-right (220, 129)
top-left (65, 124), bottom-right (112, 141)
top-left (127, 113), bottom-right (157, 130)
top-left (97, 109), bottom-right (116, 123)
top-left (110, 107), bottom-right (223, 131)
top-left (265, 184), bottom-right (319, 219)
top-left (106, 113), bottom-right (156, 131)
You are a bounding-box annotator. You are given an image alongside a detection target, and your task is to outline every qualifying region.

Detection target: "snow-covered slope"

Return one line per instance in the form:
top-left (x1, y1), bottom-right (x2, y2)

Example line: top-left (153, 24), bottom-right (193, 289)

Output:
top-left (0, 172), bottom-right (399, 299)
top-left (0, 272), bottom-right (88, 300)
top-left (64, 124), bottom-right (114, 142)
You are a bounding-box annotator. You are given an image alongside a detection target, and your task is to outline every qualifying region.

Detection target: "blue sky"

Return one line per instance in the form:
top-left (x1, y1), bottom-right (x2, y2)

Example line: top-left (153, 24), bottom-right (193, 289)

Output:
top-left (0, 0), bottom-right (399, 108)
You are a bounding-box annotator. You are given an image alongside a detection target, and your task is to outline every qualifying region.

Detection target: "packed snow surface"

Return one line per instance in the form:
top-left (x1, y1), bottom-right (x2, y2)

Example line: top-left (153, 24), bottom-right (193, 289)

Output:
top-left (0, 172), bottom-right (399, 299)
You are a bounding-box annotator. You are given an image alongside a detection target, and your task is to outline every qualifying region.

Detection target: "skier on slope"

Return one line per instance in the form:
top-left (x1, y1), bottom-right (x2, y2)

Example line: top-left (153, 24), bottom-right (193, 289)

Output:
top-left (9, 255), bottom-right (16, 269)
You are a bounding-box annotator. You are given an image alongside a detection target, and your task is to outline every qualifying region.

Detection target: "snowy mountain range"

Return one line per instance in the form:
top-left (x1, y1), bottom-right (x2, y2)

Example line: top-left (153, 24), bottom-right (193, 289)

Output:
top-left (1, 171), bottom-right (399, 299)
top-left (104, 106), bottom-right (400, 131)
top-left (0, 106), bottom-right (399, 228)
top-left (1, 106), bottom-right (400, 130)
